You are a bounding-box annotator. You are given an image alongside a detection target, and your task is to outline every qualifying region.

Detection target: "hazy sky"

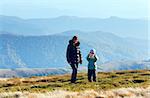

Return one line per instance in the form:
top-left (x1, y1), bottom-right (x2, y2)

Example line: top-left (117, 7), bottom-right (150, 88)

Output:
top-left (0, 0), bottom-right (149, 19)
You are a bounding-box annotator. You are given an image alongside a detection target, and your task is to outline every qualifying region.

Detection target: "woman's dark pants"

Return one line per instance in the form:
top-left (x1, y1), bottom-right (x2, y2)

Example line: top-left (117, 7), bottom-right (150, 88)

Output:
top-left (71, 63), bottom-right (78, 83)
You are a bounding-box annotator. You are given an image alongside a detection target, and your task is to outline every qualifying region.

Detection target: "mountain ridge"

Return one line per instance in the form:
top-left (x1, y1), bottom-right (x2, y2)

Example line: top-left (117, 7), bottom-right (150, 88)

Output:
top-left (0, 15), bottom-right (148, 39)
top-left (0, 31), bottom-right (148, 70)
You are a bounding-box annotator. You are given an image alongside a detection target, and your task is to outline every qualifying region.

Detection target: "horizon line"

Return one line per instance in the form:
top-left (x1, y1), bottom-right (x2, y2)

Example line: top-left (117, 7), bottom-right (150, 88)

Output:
top-left (0, 14), bottom-right (149, 20)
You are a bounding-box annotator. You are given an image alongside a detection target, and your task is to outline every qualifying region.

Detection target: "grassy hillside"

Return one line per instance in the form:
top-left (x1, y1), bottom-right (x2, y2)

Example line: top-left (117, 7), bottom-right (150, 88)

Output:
top-left (0, 70), bottom-right (149, 93)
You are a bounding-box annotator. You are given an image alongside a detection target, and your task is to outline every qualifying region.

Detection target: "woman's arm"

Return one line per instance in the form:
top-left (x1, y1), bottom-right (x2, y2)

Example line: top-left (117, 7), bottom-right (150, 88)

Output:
top-left (79, 50), bottom-right (82, 64)
top-left (66, 45), bottom-right (71, 63)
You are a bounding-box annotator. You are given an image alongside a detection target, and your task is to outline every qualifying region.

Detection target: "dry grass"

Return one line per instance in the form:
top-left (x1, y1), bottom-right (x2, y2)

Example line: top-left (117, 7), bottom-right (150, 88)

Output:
top-left (0, 70), bottom-right (149, 98)
top-left (0, 87), bottom-right (149, 98)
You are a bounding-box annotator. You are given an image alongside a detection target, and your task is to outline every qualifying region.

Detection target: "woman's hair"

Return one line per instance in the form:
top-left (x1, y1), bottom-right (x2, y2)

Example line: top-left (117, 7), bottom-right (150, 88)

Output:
top-left (72, 36), bottom-right (78, 40)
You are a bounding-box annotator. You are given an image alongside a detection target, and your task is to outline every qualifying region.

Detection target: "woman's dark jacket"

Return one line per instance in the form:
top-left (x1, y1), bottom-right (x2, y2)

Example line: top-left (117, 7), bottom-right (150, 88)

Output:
top-left (66, 40), bottom-right (82, 64)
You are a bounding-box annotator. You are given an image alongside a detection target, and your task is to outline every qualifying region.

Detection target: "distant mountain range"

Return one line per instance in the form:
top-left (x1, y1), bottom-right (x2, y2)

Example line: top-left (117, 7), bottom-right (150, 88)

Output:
top-left (0, 30), bottom-right (148, 69)
top-left (0, 15), bottom-right (149, 39)
top-left (100, 60), bottom-right (150, 71)
top-left (0, 15), bottom-right (149, 73)
top-left (0, 68), bottom-right (70, 78)
top-left (0, 59), bottom-right (149, 78)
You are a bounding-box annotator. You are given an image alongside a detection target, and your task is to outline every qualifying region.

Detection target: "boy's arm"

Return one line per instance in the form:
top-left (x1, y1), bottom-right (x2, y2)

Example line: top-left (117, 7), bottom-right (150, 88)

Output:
top-left (94, 55), bottom-right (99, 62)
top-left (86, 54), bottom-right (90, 61)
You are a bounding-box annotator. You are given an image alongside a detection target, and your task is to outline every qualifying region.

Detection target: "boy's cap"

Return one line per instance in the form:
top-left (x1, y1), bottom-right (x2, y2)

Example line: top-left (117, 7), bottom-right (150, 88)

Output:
top-left (90, 48), bottom-right (96, 54)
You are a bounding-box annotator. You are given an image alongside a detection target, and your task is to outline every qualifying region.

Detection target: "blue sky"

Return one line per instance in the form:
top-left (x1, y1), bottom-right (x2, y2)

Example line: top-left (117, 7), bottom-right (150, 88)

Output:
top-left (0, 0), bottom-right (149, 19)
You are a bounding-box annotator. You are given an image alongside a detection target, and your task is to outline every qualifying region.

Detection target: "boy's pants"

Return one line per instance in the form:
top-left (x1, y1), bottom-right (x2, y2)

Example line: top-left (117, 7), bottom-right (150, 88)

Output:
top-left (88, 69), bottom-right (96, 82)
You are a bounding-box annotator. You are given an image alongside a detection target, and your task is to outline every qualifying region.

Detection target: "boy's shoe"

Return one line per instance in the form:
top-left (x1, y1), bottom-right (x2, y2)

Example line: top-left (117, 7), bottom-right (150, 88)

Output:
top-left (93, 79), bottom-right (96, 82)
top-left (88, 80), bottom-right (92, 82)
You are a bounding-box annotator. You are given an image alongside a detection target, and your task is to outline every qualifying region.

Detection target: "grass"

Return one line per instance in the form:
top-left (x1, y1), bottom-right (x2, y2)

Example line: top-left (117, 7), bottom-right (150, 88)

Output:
top-left (0, 70), bottom-right (149, 93)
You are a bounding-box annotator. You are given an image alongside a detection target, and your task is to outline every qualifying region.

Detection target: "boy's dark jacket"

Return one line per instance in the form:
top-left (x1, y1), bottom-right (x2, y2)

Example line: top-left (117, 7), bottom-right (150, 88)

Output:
top-left (66, 40), bottom-right (82, 64)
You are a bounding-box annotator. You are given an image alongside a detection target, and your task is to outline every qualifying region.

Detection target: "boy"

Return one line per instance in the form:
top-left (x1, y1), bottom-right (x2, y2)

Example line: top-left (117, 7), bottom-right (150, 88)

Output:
top-left (86, 49), bottom-right (98, 82)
